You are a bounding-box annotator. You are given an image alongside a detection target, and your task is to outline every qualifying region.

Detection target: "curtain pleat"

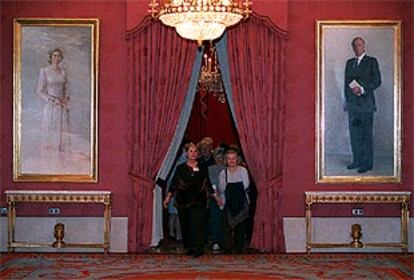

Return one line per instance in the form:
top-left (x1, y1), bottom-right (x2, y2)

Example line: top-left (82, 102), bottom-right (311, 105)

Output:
top-left (152, 47), bottom-right (203, 246)
top-left (126, 18), bottom-right (199, 252)
top-left (226, 14), bottom-right (288, 252)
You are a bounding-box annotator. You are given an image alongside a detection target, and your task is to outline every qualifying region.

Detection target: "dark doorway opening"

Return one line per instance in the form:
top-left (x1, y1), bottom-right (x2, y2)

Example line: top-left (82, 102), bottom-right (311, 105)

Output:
top-left (152, 44), bottom-right (257, 254)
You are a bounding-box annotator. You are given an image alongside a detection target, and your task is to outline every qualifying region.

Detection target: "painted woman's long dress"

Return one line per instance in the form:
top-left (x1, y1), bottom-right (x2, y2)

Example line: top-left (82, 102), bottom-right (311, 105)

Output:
top-left (37, 66), bottom-right (71, 172)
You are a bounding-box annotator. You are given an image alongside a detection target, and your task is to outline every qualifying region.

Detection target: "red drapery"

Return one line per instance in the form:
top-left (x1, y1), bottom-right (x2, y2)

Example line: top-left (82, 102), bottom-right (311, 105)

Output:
top-left (185, 91), bottom-right (239, 145)
top-left (226, 14), bottom-right (288, 252)
top-left (126, 17), bottom-right (198, 252)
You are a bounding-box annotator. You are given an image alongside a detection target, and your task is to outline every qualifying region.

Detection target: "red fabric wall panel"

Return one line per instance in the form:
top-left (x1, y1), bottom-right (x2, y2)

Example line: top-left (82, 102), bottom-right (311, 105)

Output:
top-left (0, 0), bottom-right (130, 217)
top-left (402, 0), bottom-right (414, 196)
top-left (127, 0), bottom-right (149, 31)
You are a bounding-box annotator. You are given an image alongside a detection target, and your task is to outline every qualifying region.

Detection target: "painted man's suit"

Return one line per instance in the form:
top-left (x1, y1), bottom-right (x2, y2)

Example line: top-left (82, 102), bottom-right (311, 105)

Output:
top-left (344, 54), bottom-right (381, 172)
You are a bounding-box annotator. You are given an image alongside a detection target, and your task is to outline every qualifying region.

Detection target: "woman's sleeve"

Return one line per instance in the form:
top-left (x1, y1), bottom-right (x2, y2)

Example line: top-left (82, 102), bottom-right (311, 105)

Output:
top-left (218, 169), bottom-right (226, 195)
top-left (203, 171), bottom-right (215, 196)
top-left (37, 68), bottom-right (49, 101)
top-left (170, 166), bottom-right (186, 193)
top-left (169, 167), bottom-right (179, 194)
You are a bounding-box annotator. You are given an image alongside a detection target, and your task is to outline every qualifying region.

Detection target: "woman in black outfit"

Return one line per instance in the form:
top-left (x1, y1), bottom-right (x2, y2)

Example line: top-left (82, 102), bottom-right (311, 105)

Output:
top-left (163, 142), bottom-right (221, 257)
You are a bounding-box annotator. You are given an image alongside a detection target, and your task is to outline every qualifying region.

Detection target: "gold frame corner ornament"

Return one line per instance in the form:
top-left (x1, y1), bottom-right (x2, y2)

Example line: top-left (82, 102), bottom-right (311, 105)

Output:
top-left (316, 20), bottom-right (402, 184)
top-left (13, 18), bottom-right (99, 182)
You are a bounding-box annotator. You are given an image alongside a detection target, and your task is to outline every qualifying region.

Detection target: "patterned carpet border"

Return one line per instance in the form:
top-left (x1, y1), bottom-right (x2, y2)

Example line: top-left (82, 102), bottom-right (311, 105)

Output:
top-left (1, 253), bottom-right (413, 279)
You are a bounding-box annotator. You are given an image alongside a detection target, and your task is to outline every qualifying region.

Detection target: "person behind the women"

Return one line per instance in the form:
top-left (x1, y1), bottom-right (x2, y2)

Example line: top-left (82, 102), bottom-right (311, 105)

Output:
top-left (208, 147), bottom-right (226, 251)
top-left (37, 48), bottom-right (70, 170)
top-left (197, 137), bottom-right (215, 168)
top-left (163, 143), bottom-right (221, 257)
top-left (218, 146), bottom-right (250, 254)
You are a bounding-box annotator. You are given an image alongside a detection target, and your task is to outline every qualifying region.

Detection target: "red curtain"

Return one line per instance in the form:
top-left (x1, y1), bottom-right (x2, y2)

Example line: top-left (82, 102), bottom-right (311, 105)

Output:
top-left (226, 14), bottom-right (288, 252)
top-left (126, 17), bottom-right (198, 252)
top-left (185, 91), bottom-right (239, 145)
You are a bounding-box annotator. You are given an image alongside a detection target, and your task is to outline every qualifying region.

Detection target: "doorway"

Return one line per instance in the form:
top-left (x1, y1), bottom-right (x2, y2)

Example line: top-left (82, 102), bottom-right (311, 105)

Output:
top-left (155, 59), bottom-right (257, 254)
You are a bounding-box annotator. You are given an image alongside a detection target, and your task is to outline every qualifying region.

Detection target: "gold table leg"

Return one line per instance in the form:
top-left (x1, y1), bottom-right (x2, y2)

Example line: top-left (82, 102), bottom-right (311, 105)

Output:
top-left (7, 202), bottom-right (16, 252)
top-left (103, 203), bottom-right (111, 254)
top-left (306, 203), bottom-right (312, 254)
top-left (401, 202), bottom-right (409, 253)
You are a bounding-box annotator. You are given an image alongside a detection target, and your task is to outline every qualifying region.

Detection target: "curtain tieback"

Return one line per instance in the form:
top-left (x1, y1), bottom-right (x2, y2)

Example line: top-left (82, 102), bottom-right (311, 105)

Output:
top-left (129, 172), bottom-right (154, 190)
top-left (256, 175), bottom-right (283, 191)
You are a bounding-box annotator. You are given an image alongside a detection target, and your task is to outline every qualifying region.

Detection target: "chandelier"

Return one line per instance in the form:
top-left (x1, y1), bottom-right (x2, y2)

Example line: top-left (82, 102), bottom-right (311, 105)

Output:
top-left (197, 42), bottom-right (226, 103)
top-left (149, 0), bottom-right (252, 45)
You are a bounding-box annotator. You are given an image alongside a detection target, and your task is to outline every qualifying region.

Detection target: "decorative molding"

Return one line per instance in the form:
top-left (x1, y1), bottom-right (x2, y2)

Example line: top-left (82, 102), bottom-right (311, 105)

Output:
top-left (305, 191), bottom-right (411, 204)
top-left (6, 190), bottom-right (111, 204)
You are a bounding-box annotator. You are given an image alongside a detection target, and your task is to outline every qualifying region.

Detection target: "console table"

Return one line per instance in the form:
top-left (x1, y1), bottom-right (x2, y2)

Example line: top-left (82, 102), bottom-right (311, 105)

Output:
top-left (6, 190), bottom-right (112, 253)
top-left (305, 191), bottom-right (411, 254)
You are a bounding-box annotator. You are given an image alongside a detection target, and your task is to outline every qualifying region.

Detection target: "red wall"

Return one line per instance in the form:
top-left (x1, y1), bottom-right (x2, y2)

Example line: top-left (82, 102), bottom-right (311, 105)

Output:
top-left (1, 0), bottom-right (412, 222)
top-left (0, 2), bottom-right (4, 201)
top-left (284, 0), bottom-right (413, 217)
top-left (0, 0), bottom-right (130, 217)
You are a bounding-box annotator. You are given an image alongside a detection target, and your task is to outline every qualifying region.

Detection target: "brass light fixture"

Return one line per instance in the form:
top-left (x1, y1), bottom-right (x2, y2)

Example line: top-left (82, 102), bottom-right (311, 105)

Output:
top-left (149, 0), bottom-right (252, 45)
top-left (198, 42), bottom-right (226, 103)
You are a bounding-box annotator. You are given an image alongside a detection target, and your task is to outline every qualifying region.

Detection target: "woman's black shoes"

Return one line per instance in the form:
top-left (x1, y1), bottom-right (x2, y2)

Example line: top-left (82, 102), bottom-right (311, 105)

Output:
top-left (192, 250), bottom-right (204, 258)
top-left (185, 249), bottom-right (204, 257)
top-left (185, 249), bottom-right (195, 256)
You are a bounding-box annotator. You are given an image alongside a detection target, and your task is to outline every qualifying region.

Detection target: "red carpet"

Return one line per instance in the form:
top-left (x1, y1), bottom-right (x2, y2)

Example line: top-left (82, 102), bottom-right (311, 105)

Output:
top-left (1, 253), bottom-right (413, 279)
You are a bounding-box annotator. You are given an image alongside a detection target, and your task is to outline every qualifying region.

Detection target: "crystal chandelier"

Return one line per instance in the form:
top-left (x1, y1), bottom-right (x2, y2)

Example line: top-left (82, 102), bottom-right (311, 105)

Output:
top-left (149, 0), bottom-right (252, 45)
top-left (197, 42), bottom-right (226, 103)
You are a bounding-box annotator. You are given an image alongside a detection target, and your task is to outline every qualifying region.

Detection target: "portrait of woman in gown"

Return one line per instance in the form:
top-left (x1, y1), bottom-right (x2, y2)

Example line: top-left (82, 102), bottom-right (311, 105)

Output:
top-left (37, 48), bottom-right (71, 172)
top-left (14, 19), bottom-right (98, 181)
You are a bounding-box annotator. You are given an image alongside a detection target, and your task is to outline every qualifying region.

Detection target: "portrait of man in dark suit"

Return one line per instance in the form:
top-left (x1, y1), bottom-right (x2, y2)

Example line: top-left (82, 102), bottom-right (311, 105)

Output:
top-left (317, 21), bottom-right (401, 183)
top-left (344, 37), bottom-right (381, 173)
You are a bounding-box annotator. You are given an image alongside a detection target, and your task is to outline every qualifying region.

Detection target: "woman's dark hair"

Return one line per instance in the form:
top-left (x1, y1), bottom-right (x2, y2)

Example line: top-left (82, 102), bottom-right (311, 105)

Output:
top-left (226, 145), bottom-right (240, 155)
top-left (213, 147), bottom-right (225, 160)
top-left (47, 48), bottom-right (64, 64)
top-left (217, 141), bottom-right (230, 152)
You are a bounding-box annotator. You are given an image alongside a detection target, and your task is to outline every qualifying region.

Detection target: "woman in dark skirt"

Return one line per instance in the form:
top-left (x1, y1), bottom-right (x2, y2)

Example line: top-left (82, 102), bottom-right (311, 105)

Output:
top-left (163, 142), bottom-right (221, 257)
top-left (218, 147), bottom-right (250, 254)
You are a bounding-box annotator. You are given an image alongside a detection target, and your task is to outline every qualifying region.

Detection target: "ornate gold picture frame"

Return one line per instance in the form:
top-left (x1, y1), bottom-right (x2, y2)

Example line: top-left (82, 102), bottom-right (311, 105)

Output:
top-left (13, 18), bottom-right (99, 182)
top-left (316, 20), bottom-right (401, 183)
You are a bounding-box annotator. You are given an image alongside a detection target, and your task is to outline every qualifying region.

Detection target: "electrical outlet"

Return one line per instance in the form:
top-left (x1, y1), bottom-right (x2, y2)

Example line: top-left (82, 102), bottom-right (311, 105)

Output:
top-left (48, 207), bottom-right (60, 215)
top-left (0, 207), bottom-right (8, 215)
top-left (352, 208), bottom-right (364, 216)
